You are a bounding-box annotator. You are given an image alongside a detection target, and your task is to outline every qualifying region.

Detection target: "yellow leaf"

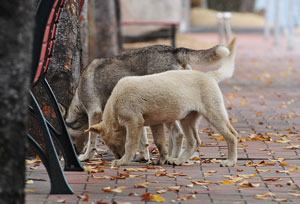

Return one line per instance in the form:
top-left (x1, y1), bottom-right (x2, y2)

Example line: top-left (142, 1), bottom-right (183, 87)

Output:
top-left (221, 180), bottom-right (235, 185)
top-left (240, 181), bottom-right (260, 188)
top-left (279, 162), bottom-right (289, 166)
top-left (256, 112), bottom-right (262, 116)
top-left (228, 93), bottom-right (236, 99)
top-left (151, 194), bottom-right (166, 202)
top-left (230, 118), bottom-right (238, 123)
top-left (288, 166), bottom-right (299, 172)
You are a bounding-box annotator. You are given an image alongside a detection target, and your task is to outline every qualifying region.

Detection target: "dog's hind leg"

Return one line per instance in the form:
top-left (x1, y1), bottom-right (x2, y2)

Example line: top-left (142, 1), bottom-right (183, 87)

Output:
top-left (205, 110), bottom-right (237, 167)
top-left (112, 116), bottom-right (144, 166)
top-left (164, 121), bottom-right (184, 158)
top-left (135, 127), bottom-right (150, 162)
top-left (168, 112), bottom-right (201, 166)
top-left (78, 110), bottom-right (102, 161)
top-left (150, 124), bottom-right (168, 165)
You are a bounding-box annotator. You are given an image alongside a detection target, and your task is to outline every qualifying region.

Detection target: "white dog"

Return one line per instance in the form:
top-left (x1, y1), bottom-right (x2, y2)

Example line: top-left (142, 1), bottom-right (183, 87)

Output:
top-left (87, 38), bottom-right (237, 167)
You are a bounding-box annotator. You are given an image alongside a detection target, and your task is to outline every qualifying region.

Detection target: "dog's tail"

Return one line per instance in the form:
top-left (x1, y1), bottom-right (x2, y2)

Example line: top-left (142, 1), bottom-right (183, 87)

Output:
top-left (177, 42), bottom-right (230, 66)
top-left (208, 37), bottom-right (237, 82)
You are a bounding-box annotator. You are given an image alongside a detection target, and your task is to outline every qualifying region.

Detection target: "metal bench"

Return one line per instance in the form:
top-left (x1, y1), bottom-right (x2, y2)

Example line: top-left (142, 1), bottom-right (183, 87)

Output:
top-left (122, 21), bottom-right (179, 47)
top-left (28, 0), bottom-right (84, 194)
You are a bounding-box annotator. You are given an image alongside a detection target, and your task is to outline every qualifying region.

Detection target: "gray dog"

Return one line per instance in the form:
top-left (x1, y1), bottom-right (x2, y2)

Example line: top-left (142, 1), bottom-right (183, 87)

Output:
top-left (59, 44), bottom-right (229, 161)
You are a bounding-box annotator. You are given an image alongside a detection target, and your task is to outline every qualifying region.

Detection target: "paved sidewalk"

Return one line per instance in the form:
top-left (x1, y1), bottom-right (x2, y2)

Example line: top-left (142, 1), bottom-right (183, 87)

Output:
top-left (25, 33), bottom-right (300, 204)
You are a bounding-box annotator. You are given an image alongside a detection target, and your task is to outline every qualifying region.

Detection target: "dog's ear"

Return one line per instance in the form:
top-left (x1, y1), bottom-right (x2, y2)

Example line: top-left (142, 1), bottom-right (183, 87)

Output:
top-left (85, 122), bottom-right (105, 134)
top-left (58, 103), bottom-right (67, 118)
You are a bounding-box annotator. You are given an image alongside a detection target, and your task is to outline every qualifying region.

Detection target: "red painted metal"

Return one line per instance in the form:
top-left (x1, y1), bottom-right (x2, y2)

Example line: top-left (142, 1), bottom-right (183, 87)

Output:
top-left (34, 0), bottom-right (62, 84)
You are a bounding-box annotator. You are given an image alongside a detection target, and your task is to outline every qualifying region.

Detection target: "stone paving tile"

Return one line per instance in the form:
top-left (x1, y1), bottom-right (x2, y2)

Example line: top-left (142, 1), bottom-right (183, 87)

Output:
top-left (25, 33), bottom-right (300, 203)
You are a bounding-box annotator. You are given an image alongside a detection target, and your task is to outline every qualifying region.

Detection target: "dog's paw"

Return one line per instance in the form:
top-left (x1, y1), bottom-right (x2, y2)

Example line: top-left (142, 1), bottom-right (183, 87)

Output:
top-left (152, 156), bottom-right (168, 165)
top-left (167, 158), bottom-right (183, 166)
top-left (78, 150), bottom-right (95, 162)
top-left (112, 159), bottom-right (129, 167)
top-left (135, 153), bottom-right (150, 163)
top-left (112, 159), bottom-right (121, 167)
top-left (220, 160), bottom-right (236, 167)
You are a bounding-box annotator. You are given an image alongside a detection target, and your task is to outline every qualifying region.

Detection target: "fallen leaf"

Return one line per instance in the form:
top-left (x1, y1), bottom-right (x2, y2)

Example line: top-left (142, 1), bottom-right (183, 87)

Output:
top-left (245, 161), bottom-right (275, 167)
top-left (156, 189), bottom-right (167, 194)
top-left (254, 192), bottom-right (275, 200)
top-left (192, 180), bottom-right (214, 185)
top-left (262, 178), bottom-right (282, 182)
top-left (186, 183), bottom-right (194, 188)
top-left (57, 200), bottom-right (67, 203)
top-left (92, 175), bottom-right (110, 179)
top-left (237, 145), bottom-right (248, 150)
top-left (82, 193), bottom-right (89, 202)
top-left (288, 166), bottom-right (299, 172)
top-left (257, 169), bottom-right (271, 173)
top-left (151, 194), bottom-right (166, 202)
top-left (112, 202), bottom-right (132, 204)
top-left (287, 180), bottom-right (293, 186)
top-left (279, 162), bottom-right (289, 166)
top-left (124, 168), bottom-right (147, 172)
top-left (288, 193), bottom-right (300, 197)
top-left (283, 145), bottom-right (300, 150)
top-left (25, 155), bottom-right (42, 164)
top-left (102, 186), bottom-right (126, 193)
top-left (128, 192), bottom-right (138, 196)
top-left (167, 186), bottom-right (181, 191)
top-left (134, 182), bottom-right (150, 188)
top-left (141, 193), bottom-right (165, 202)
top-left (26, 180), bottom-right (34, 184)
top-left (221, 180), bottom-right (236, 185)
top-left (177, 195), bottom-right (196, 201)
top-left (272, 198), bottom-right (288, 202)
top-left (240, 181), bottom-right (260, 188)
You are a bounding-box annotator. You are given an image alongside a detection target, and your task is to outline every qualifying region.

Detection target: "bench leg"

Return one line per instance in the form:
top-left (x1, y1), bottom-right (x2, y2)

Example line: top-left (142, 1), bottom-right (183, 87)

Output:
top-left (41, 79), bottom-right (84, 171)
top-left (171, 25), bottom-right (176, 48)
top-left (28, 91), bottom-right (73, 194)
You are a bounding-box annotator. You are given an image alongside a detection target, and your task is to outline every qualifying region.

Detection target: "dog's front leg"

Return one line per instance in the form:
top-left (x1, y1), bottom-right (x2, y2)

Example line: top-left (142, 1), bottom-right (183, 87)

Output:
top-left (112, 118), bottom-right (143, 167)
top-left (135, 127), bottom-right (150, 162)
top-left (150, 124), bottom-right (168, 165)
top-left (78, 132), bottom-right (97, 161)
top-left (220, 122), bottom-right (237, 167)
top-left (164, 121), bottom-right (184, 158)
top-left (168, 113), bottom-right (200, 165)
top-left (78, 111), bottom-right (102, 161)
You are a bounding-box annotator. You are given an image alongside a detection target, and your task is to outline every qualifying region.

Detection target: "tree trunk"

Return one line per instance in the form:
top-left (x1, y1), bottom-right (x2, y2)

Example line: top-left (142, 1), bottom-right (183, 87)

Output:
top-left (88, 0), bottom-right (122, 60)
top-left (80, 0), bottom-right (89, 68)
top-left (29, 0), bottom-right (82, 154)
top-left (32, 0), bottom-right (82, 115)
top-left (0, 1), bottom-right (33, 204)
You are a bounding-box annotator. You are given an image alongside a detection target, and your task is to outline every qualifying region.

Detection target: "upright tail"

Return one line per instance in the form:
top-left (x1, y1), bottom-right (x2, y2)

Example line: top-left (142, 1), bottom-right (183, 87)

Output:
top-left (208, 37), bottom-right (237, 82)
